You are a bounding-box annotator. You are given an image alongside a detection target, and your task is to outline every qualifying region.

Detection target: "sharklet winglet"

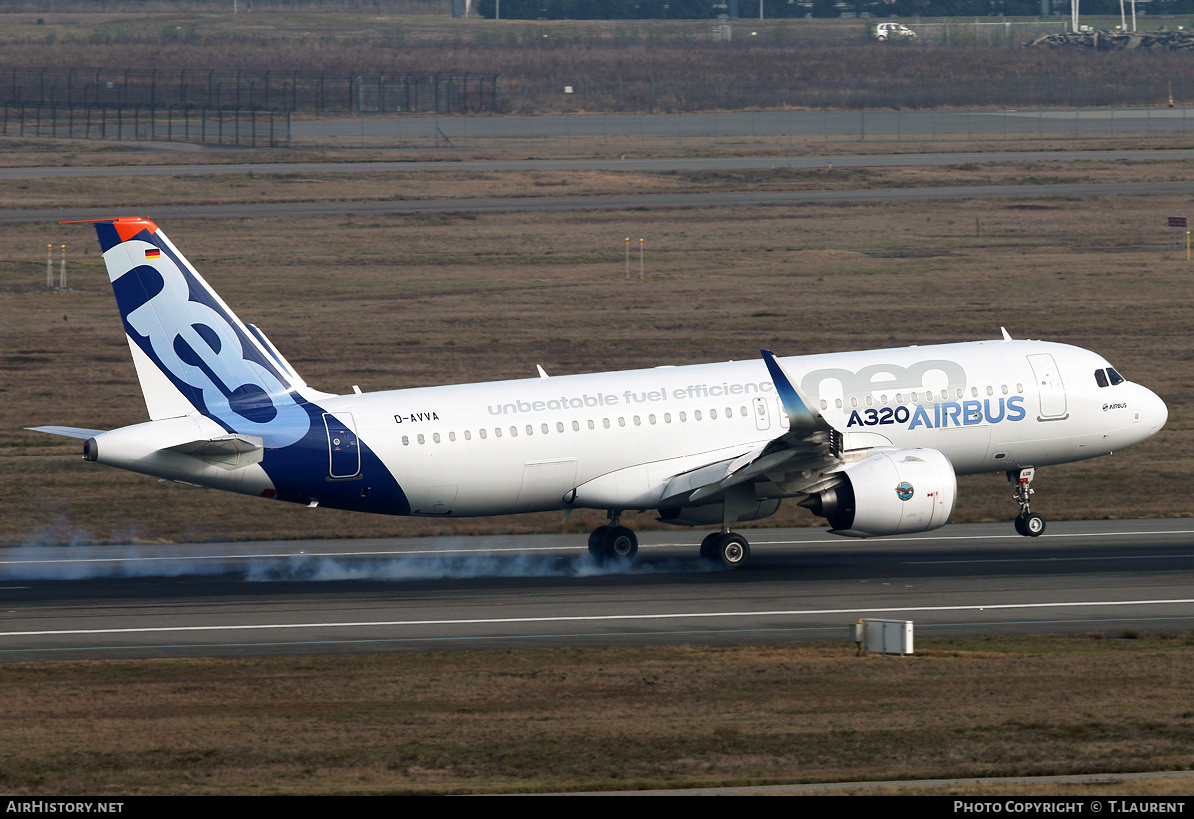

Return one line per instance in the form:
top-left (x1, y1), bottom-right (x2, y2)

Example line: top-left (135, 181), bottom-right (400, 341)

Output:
top-left (761, 349), bottom-right (829, 432)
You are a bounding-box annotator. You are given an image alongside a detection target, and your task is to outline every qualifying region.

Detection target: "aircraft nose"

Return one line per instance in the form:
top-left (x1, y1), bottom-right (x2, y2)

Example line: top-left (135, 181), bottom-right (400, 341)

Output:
top-left (1148, 387), bottom-right (1168, 434)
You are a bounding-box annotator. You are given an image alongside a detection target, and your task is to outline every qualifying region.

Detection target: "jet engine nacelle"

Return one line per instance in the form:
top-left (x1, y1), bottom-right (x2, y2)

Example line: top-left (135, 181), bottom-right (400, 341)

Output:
top-left (801, 448), bottom-right (957, 538)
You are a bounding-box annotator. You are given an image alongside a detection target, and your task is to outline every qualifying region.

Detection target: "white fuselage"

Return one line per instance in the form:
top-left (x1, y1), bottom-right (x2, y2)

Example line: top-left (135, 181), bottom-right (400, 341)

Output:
top-left (300, 338), bottom-right (1165, 517)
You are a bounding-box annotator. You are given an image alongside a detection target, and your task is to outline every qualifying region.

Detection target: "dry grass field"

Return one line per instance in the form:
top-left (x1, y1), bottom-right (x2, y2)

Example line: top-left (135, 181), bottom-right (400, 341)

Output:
top-left (0, 142), bottom-right (1190, 547)
top-left (3, 635), bottom-right (1194, 795)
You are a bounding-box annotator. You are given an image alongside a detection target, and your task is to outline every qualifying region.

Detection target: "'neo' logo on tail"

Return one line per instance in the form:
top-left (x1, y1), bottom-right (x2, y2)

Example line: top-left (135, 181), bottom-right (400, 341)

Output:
top-left (111, 242), bottom-right (311, 447)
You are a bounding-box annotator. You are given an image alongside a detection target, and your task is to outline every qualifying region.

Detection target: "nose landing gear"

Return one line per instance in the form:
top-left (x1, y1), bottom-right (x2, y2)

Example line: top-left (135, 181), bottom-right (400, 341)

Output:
top-left (1009, 468), bottom-right (1046, 537)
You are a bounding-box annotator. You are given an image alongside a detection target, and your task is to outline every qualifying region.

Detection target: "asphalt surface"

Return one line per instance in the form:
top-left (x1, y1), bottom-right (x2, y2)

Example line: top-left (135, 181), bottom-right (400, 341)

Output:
top-left (293, 106), bottom-right (1194, 140)
top-left (8, 143), bottom-right (1194, 224)
top-left (6, 148), bottom-right (1194, 179)
top-left (4, 519), bottom-right (1193, 661)
top-left (14, 179), bottom-right (1194, 226)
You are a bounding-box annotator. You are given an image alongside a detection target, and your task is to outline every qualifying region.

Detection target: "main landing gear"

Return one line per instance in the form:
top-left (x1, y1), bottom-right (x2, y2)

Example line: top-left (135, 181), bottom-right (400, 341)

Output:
top-left (588, 516), bottom-right (638, 565)
top-left (1009, 468), bottom-right (1046, 537)
top-left (587, 515), bottom-right (752, 568)
top-left (699, 531), bottom-right (751, 568)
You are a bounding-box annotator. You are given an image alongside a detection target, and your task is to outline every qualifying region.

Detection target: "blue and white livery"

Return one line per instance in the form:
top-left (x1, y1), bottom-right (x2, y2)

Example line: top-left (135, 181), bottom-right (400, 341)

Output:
top-left (31, 218), bottom-right (1168, 568)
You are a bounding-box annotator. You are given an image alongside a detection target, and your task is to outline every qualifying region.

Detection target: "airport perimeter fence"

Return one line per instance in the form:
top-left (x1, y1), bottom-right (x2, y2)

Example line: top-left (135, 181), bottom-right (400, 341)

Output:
top-left (7, 102), bottom-right (1194, 150)
top-left (5, 63), bottom-right (1194, 148)
top-left (0, 68), bottom-right (501, 116)
top-left (0, 103), bottom-right (291, 147)
top-left (0, 67), bottom-right (500, 146)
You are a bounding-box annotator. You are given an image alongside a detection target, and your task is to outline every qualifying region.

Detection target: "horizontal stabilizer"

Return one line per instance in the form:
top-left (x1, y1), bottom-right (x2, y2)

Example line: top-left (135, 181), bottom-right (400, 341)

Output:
top-left (26, 426), bottom-right (106, 440)
top-left (164, 434), bottom-right (264, 467)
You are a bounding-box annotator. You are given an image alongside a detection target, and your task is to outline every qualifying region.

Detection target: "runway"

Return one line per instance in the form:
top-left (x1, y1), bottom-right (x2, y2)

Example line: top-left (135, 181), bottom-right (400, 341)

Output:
top-left (12, 180), bottom-right (1194, 226)
top-left (6, 148), bottom-right (1194, 179)
top-left (293, 107), bottom-right (1194, 141)
top-left (8, 144), bottom-right (1194, 225)
top-left (3, 519), bottom-right (1193, 662)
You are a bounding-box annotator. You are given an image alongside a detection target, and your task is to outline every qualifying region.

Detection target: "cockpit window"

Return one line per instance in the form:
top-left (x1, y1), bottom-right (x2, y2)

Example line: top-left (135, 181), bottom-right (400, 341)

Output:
top-left (1095, 369), bottom-right (1109, 388)
top-left (1107, 367), bottom-right (1125, 386)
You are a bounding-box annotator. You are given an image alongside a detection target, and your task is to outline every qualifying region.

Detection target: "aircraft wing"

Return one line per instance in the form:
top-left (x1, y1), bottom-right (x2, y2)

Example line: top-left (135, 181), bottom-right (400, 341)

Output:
top-left (658, 350), bottom-right (843, 508)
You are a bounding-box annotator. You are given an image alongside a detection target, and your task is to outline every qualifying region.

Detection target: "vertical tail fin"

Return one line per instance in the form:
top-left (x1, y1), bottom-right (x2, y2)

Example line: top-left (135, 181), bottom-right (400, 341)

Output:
top-left (78, 217), bottom-right (318, 447)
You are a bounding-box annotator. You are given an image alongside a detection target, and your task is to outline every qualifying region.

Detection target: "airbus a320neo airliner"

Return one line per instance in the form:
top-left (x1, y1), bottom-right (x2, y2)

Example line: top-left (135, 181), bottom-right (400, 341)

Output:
top-left (31, 218), bottom-right (1168, 569)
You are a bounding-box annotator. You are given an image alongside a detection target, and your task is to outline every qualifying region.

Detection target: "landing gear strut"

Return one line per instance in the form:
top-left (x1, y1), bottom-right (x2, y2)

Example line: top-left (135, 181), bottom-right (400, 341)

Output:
top-left (1009, 468), bottom-right (1046, 537)
top-left (697, 486), bottom-right (757, 568)
top-left (588, 513), bottom-right (638, 564)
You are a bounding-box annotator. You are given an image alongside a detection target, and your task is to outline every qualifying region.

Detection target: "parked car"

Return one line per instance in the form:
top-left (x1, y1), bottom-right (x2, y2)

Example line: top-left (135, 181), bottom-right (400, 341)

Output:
top-left (874, 23), bottom-right (917, 41)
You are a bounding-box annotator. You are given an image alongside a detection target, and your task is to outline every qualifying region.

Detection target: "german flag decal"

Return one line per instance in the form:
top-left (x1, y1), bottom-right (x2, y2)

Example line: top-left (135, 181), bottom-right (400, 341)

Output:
top-left (145, 248), bottom-right (161, 260)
